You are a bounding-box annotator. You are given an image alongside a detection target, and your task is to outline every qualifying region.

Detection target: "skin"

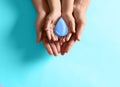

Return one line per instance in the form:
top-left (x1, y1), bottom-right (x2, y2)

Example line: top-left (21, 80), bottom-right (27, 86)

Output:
top-left (32, 0), bottom-right (60, 56)
top-left (33, 0), bottom-right (90, 56)
top-left (32, 0), bottom-right (48, 43)
top-left (42, 31), bottom-right (60, 56)
top-left (45, 0), bottom-right (61, 41)
top-left (73, 0), bottom-right (90, 41)
top-left (61, 0), bottom-right (75, 42)
top-left (61, 0), bottom-right (90, 55)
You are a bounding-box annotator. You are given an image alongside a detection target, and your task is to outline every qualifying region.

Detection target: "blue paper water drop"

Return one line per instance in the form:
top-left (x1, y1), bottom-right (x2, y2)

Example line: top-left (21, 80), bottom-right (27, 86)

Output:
top-left (54, 17), bottom-right (68, 37)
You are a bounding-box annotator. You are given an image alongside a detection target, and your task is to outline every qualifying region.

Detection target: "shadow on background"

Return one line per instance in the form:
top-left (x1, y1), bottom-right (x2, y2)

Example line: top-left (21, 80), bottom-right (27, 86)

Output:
top-left (7, 0), bottom-right (49, 64)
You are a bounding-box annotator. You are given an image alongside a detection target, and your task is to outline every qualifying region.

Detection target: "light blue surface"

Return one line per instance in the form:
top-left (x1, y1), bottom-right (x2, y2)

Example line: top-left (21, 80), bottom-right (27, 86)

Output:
top-left (54, 17), bottom-right (68, 37)
top-left (0, 0), bottom-right (120, 87)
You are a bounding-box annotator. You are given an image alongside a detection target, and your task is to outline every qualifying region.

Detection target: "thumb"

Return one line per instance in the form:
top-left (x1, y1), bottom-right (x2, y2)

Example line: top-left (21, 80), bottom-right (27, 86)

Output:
top-left (36, 14), bottom-right (45, 43)
top-left (74, 11), bottom-right (86, 41)
top-left (76, 23), bottom-right (85, 41)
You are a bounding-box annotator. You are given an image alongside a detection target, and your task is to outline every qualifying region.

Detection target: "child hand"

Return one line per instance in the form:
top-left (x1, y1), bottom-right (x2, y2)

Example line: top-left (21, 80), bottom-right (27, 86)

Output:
top-left (45, 0), bottom-right (61, 41)
top-left (61, 0), bottom-right (75, 42)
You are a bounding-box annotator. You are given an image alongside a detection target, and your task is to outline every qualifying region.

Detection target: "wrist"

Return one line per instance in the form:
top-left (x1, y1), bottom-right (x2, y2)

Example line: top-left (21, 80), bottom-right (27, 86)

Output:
top-left (51, 10), bottom-right (61, 16)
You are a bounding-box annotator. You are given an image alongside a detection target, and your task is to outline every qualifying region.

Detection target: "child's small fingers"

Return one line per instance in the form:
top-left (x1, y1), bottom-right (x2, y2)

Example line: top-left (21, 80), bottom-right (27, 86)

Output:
top-left (59, 37), bottom-right (64, 45)
top-left (36, 15), bottom-right (45, 42)
top-left (51, 33), bottom-right (56, 41)
top-left (66, 33), bottom-right (72, 41)
top-left (46, 30), bottom-right (52, 40)
top-left (65, 35), bottom-right (76, 53)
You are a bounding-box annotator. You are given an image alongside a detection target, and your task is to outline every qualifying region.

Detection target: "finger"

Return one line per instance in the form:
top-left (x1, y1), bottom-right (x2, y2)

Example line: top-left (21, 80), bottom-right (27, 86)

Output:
top-left (62, 37), bottom-right (66, 43)
top-left (65, 35), bottom-right (76, 53)
top-left (46, 30), bottom-right (52, 40)
top-left (45, 17), bottom-right (52, 40)
top-left (66, 33), bottom-right (72, 41)
top-left (55, 41), bottom-right (61, 53)
top-left (36, 14), bottom-right (45, 43)
top-left (50, 42), bottom-right (58, 56)
top-left (47, 0), bottom-right (61, 12)
top-left (74, 13), bottom-right (86, 41)
top-left (36, 31), bottom-right (42, 43)
top-left (74, 0), bottom-right (90, 13)
top-left (51, 25), bottom-right (58, 41)
top-left (63, 35), bottom-right (75, 54)
top-left (42, 38), bottom-right (53, 55)
top-left (62, 0), bottom-right (75, 33)
top-left (69, 17), bottom-right (76, 33)
top-left (76, 23), bottom-right (85, 41)
top-left (51, 32), bottom-right (57, 41)
top-left (59, 37), bottom-right (64, 46)
top-left (60, 37), bottom-right (65, 45)
top-left (61, 42), bottom-right (67, 55)
top-left (55, 35), bottom-right (58, 41)
top-left (61, 36), bottom-right (68, 55)
top-left (62, 14), bottom-right (75, 33)
top-left (50, 22), bottom-right (58, 41)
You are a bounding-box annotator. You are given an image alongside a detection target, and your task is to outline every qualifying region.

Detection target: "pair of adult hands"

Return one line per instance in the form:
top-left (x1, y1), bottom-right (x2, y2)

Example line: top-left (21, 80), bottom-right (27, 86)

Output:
top-left (32, 0), bottom-right (90, 56)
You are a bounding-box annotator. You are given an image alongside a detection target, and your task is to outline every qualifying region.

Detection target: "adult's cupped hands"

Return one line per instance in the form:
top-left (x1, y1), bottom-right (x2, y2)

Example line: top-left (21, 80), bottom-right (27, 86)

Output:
top-left (32, 0), bottom-right (90, 56)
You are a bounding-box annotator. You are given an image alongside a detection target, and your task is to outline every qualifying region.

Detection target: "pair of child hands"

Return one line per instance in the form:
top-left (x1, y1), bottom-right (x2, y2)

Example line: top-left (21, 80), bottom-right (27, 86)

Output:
top-left (33, 0), bottom-right (90, 56)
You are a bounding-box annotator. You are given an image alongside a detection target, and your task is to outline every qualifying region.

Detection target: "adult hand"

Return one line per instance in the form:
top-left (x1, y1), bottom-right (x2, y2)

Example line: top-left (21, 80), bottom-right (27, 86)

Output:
top-left (32, 0), bottom-right (60, 56)
top-left (42, 31), bottom-right (60, 56)
top-left (61, 0), bottom-right (90, 55)
top-left (73, 0), bottom-right (90, 41)
top-left (61, 34), bottom-right (76, 55)
top-left (32, 0), bottom-right (48, 43)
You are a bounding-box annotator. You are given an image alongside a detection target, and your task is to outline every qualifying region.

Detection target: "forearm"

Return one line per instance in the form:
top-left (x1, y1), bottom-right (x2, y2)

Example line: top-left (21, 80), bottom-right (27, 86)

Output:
top-left (62, 0), bottom-right (74, 14)
top-left (74, 0), bottom-right (90, 13)
top-left (47, 0), bottom-right (61, 13)
top-left (32, 0), bottom-right (48, 13)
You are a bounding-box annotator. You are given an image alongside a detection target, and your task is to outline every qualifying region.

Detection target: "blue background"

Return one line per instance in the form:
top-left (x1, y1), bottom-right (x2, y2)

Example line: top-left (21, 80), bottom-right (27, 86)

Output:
top-left (0, 0), bottom-right (120, 87)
